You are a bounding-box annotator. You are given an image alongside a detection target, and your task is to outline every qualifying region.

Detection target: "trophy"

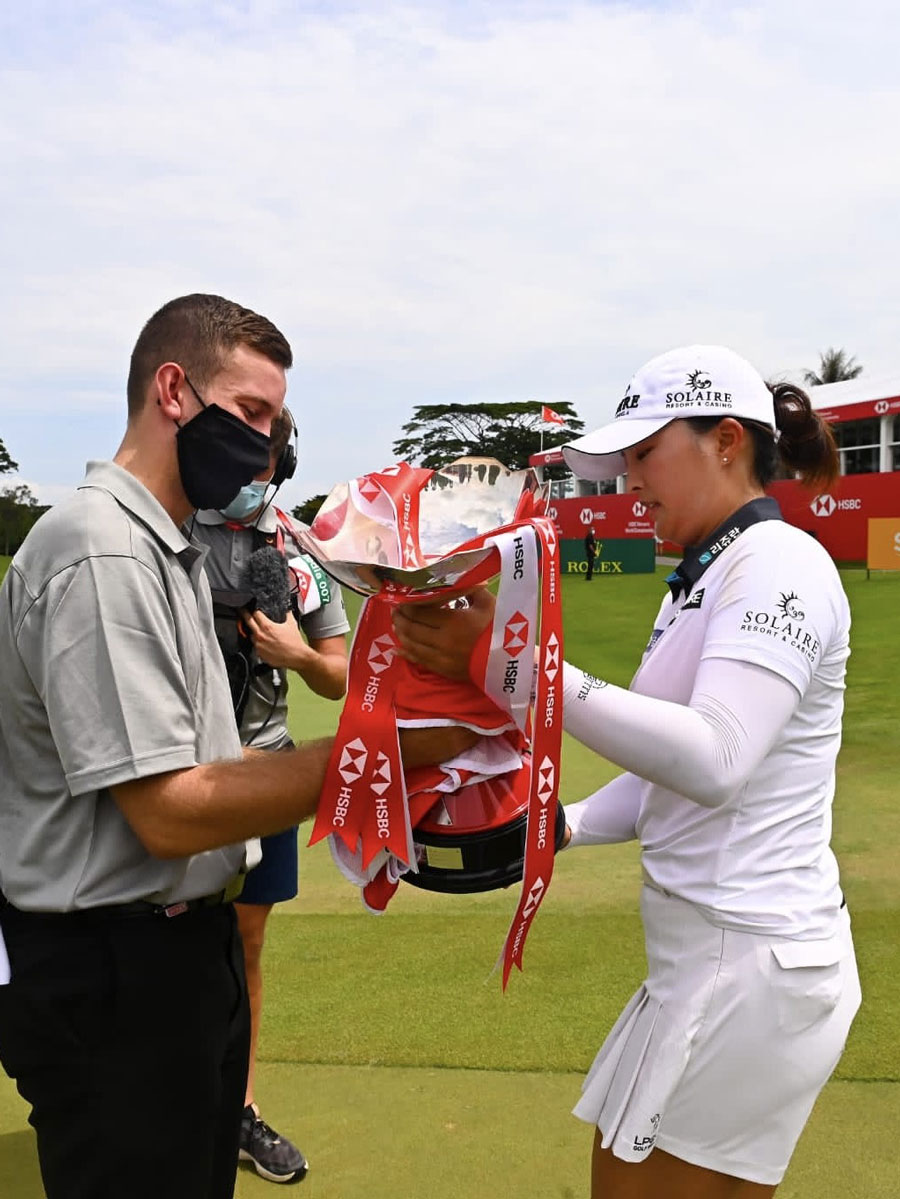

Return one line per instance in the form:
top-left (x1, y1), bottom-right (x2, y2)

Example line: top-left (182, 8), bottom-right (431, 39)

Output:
top-left (295, 457), bottom-right (564, 986)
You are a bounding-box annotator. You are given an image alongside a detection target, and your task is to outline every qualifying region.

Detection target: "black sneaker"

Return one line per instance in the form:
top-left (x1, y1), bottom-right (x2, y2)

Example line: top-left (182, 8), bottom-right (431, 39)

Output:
top-left (239, 1104), bottom-right (309, 1184)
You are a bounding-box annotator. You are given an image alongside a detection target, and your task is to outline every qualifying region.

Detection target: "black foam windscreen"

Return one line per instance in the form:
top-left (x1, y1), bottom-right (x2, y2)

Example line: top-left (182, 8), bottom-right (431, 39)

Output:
top-left (241, 546), bottom-right (291, 622)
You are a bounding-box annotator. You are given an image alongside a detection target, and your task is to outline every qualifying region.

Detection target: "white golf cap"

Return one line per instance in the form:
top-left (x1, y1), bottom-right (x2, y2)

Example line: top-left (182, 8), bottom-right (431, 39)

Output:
top-left (563, 345), bottom-right (776, 481)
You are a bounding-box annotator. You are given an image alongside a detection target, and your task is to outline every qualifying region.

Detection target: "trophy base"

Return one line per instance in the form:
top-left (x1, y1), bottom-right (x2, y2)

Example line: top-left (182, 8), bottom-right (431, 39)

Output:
top-left (401, 802), bottom-right (566, 894)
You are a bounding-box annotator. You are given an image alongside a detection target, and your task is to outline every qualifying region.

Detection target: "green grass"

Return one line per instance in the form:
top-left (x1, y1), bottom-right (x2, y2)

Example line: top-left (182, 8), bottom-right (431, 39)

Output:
top-left (266, 568), bottom-right (899, 1194)
top-left (1, 567), bottom-right (898, 1197)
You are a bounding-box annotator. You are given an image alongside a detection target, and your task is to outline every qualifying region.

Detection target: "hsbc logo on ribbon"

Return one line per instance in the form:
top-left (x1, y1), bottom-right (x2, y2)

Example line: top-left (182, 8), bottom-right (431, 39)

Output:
top-left (501, 611), bottom-right (529, 696)
top-left (372, 750), bottom-right (393, 841)
top-left (367, 634), bottom-right (396, 674)
top-left (522, 875), bottom-right (546, 921)
top-left (546, 533), bottom-right (558, 605)
top-left (509, 874), bottom-right (548, 961)
top-left (358, 476), bottom-right (382, 503)
top-left (542, 635), bottom-right (559, 729)
top-left (379, 464), bottom-right (402, 477)
top-left (362, 634), bottom-right (395, 710)
top-left (338, 737), bottom-right (368, 784)
top-left (544, 632), bottom-right (560, 682)
top-left (537, 756), bottom-right (555, 805)
top-left (370, 751), bottom-right (392, 795)
top-left (503, 612), bottom-right (529, 657)
top-left (535, 757), bottom-right (555, 848)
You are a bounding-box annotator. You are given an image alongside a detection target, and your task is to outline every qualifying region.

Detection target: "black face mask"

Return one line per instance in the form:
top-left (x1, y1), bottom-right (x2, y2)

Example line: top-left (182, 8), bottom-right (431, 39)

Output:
top-left (175, 377), bottom-right (272, 511)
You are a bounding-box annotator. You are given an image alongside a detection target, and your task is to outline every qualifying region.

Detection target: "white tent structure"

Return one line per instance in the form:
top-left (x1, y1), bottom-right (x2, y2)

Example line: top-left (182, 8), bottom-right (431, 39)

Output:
top-left (804, 372), bottom-right (900, 477)
top-left (804, 370), bottom-right (900, 417)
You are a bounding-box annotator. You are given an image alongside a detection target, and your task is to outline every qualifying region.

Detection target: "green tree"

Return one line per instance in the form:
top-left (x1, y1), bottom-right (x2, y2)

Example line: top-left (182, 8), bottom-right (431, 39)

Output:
top-left (291, 494), bottom-right (328, 526)
top-left (0, 482), bottom-right (46, 555)
top-left (392, 401), bottom-right (583, 470)
top-left (0, 436), bottom-right (19, 475)
top-left (803, 348), bottom-right (863, 387)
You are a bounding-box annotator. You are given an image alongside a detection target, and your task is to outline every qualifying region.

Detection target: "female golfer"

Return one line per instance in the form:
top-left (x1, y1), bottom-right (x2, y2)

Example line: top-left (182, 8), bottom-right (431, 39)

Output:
top-left (393, 344), bottom-right (861, 1198)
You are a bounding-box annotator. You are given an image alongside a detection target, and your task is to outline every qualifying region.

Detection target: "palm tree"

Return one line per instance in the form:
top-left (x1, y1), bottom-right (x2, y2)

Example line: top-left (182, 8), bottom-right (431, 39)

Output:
top-left (803, 348), bottom-right (863, 387)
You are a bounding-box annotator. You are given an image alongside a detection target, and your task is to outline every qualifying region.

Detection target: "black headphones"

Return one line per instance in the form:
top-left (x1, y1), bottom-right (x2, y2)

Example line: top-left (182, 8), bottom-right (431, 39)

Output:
top-left (270, 406), bottom-right (298, 489)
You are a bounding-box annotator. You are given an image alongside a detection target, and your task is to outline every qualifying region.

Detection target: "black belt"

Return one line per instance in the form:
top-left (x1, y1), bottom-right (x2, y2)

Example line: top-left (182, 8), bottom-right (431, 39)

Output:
top-left (0, 876), bottom-right (244, 923)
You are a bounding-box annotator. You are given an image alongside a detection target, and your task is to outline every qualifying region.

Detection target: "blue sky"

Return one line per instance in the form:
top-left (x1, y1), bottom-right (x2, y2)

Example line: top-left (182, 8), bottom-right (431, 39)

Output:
top-left (1, 0), bottom-right (898, 510)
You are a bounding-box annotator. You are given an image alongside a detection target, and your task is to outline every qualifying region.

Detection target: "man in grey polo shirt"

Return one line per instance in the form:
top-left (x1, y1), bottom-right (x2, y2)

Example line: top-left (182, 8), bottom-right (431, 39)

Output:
top-left (0, 294), bottom-right (337, 1199)
top-left (192, 407), bottom-right (350, 1184)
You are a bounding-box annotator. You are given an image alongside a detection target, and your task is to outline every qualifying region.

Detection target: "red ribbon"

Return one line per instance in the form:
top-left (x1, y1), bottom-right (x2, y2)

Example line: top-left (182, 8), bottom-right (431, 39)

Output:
top-left (310, 600), bottom-right (413, 867)
top-left (308, 472), bottom-right (564, 987)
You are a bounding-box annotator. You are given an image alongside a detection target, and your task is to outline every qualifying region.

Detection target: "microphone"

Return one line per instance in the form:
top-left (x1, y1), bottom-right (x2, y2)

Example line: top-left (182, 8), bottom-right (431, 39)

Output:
top-left (241, 546), bottom-right (291, 622)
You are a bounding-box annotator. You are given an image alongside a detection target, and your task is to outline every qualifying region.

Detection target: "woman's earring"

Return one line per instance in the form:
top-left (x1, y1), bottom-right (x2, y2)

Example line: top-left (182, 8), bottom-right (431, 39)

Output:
top-left (722, 457), bottom-right (729, 464)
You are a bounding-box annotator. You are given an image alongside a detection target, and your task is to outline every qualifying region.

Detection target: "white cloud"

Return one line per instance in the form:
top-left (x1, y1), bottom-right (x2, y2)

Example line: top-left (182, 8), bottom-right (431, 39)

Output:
top-left (4, 478), bottom-right (77, 508)
top-left (1, 0), bottom-right (898, 498)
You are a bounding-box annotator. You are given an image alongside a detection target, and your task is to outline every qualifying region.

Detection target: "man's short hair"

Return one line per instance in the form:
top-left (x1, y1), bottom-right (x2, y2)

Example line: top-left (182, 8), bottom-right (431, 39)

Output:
top-left (127, 294), bottom-right (293, 417)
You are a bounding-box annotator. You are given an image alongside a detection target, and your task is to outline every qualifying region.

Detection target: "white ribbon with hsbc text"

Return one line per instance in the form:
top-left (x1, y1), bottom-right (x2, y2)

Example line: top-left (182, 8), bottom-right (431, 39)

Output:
top-left (485, 518), bottom-right (562, 987)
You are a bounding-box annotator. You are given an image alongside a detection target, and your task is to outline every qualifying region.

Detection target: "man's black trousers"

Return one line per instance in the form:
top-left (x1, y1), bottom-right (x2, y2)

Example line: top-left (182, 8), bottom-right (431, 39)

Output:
top-left (0, 900), bottom-right (250, 1199)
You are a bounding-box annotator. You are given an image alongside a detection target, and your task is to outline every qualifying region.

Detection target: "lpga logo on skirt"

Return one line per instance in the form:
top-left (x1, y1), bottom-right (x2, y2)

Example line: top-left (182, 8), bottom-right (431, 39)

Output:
top-left (633, 1113), bottom-right (661, 1154)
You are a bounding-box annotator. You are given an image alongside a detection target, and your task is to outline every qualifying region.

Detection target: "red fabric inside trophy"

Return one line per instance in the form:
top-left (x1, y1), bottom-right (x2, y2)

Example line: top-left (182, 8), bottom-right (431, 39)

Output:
top-left (294, 457), bottom-right (564, 986)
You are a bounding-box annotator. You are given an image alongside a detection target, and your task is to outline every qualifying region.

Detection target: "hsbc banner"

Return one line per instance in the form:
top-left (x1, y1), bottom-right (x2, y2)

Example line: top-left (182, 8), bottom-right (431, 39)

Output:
top-left (769, 472), bottom-right (900, 563)
top-left (546, 494), bottom-right (656, 540)
top-left (815, 395), bottom-right (900, 424)
top-left (301, 463), bottom-right (563, 987)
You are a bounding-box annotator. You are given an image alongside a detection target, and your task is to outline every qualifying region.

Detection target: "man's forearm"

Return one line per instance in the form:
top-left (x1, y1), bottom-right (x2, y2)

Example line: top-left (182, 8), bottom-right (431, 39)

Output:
top-left (112, 738), bottom-right (334, 858)
top-left (291, 649), bottom-right (347, 700)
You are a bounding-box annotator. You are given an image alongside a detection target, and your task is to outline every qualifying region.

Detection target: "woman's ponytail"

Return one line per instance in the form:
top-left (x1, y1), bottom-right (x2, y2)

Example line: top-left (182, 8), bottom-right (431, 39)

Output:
top-left (768, 382), bottom-right (840, 490)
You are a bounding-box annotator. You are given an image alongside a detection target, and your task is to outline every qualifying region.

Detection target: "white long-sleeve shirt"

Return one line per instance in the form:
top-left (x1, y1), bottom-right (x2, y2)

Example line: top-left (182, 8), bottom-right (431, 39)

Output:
top-left (562, 519), bottom-right (850, 940)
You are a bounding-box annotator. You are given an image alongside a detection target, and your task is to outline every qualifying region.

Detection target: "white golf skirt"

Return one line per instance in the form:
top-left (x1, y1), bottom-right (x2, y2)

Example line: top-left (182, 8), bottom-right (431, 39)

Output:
top-left (574, 885), bottom-right (860, 1185)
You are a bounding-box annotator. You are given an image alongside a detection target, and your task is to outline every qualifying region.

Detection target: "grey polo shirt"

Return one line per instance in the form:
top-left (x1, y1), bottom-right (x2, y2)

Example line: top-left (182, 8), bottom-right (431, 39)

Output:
top-left (0, 461), bottom-right (252, 911)
top-left (191, 506), bottom-right (350, 750)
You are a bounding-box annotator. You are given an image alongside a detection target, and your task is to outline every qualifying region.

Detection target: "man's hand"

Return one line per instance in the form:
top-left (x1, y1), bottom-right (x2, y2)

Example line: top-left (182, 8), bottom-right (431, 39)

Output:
top-left (243, 608), bottom-right (312, 671)
top-left (243, 611), bottom-right (348, 700)
top-left (391, 587), bottom-right (495, 681)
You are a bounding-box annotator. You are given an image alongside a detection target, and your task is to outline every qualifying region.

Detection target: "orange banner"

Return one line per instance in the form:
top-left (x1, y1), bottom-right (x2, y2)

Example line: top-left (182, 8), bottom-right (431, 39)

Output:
top-left (867, 518), bottom-right (900, 572)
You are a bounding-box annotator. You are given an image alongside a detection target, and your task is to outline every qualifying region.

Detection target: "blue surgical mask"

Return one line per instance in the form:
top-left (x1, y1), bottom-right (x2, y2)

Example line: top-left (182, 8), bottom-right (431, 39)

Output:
top-left (218, 480), bottom-right (270, 521)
